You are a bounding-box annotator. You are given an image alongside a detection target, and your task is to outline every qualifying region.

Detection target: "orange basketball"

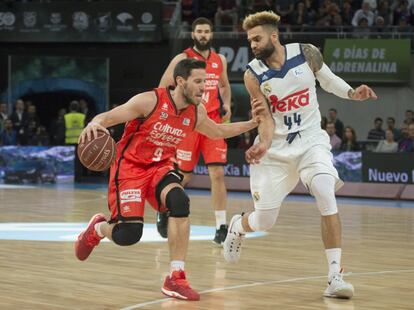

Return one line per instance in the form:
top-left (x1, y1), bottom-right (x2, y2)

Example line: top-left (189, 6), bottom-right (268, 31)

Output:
top-left (77, 130), bottom-right (116, 171)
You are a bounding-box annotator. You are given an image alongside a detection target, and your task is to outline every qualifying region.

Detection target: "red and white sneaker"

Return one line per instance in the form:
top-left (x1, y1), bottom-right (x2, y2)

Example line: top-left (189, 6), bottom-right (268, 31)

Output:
top-left (161, 270), bottom-right (200, 301)
top-left (75, 213), bottom-right (106, 261)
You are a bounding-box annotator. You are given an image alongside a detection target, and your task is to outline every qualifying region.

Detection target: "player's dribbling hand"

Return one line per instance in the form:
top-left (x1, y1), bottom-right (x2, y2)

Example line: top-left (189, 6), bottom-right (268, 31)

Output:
top-left (78, 121), bottom-right (109, 144)
top-left (245, 142), bottom-right (268, 164)
top-left (350, 85), bottom-right (378, 101)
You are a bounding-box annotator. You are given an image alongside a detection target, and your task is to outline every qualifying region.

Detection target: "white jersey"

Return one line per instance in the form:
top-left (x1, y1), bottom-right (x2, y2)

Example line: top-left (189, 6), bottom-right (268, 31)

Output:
top-left (247, 43), bottom-right (321, 138)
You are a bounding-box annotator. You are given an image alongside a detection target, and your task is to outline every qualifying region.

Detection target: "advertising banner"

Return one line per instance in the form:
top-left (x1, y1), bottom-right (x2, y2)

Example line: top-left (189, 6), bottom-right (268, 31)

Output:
top-left (0, 0), bottom-right (162, 43)
top-left (193, 149), bottom-right (362, 182)
top-left (362, 152), bottom-right (414, 184)
top-left (0, 146), bottom-right (75, 184)
top-left (323, 39), bottom-right (410, 83)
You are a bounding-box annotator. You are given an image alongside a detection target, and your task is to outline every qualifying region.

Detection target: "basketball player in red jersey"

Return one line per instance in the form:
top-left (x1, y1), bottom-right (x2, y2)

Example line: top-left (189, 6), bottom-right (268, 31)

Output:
top-left (74, 59), bottom-right (258, 301)
top-left (158, 17), bottom-right (232, 245)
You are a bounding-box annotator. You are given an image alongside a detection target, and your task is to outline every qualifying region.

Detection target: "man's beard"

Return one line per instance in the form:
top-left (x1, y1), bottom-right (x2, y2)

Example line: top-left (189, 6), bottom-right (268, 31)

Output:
top-left (183, 85), bottom-right (196, 105)
top-left (255, 41), bottom-right (275, 61)
top-left (194, 38), bottom-right (212, 51)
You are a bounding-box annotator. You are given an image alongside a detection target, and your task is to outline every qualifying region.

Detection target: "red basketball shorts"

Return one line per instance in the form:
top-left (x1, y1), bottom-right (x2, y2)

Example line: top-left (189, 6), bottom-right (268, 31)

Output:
top-left (108, 158), bottom-right (174, 221)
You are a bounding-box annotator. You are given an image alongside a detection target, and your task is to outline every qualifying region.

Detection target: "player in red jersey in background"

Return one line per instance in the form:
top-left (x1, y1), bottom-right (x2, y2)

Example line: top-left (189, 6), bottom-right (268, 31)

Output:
top-left (158, 17), bottom-right (232, 245)
top-left (74, 59), bottom-right (258, 301)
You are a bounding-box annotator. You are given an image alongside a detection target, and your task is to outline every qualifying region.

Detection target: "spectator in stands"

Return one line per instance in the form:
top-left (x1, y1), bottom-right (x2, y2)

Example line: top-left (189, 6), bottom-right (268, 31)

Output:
top-left (215, 0), bottom-right (238, 31)
top-left (25, 104), bottom-right (40, 143)
top-left (386, 117), bottom-right (401, 141)
top-left (341, 1), bottom-right (355, 26)
top-left (326, 121), bottom-right (342, 150)
top-left (50, 108), bottom-right (66, 145)
top-left (352, 1), bottom-right (375, 26)
top-left (29, 125), bottom-right (50, 146)
top-left (292, 2), bottom-right (311, 27)
top-left (353, 17), bottom-right (371, 37)
top-left (393, 0), bottom-right (412, 25)
top-left (9, 99), bottom-right (28, 145)
top-left (1, 119), bottom-right (17, 146)
top-left (247, 0), bottom-right (275, 13)
top-left (375, 129), bottom-right (398, 152)
top-left (199, 0), bottom-right (218, 20)
top-left (181, 0), bottom-right (199, 26)
top-left (364, 0), bottom-right (378, 10)
top-left (367, 117), bottom-right (385, 140)
top-left (304, 0), bottom-right (319, 24)
top-left (372, 16), bottom-right (390, 37)
top-left (321, 116), bottom-right (328, 130)
top-left (275, 0), bottom-right (295, 24)
top-left (328, 108), bottom-right (344, 139)
top-left (398, 123), bottom-right (414, 152)
top-left (64, 100), bottom-right (85, 145)
top-left (404, 109), bottom-right (414, 124)
top-left (340, 126), bottom-right (360, 151)
top-left (79, 98), bottom-right (95, 124)
top-left (376, 0), bottom-right (393, 25)
top-left (0, 102), bottom-right (8, 133)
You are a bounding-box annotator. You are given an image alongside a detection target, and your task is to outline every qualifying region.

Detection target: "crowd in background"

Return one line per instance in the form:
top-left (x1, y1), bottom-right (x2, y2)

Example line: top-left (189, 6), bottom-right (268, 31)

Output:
top-left (180, 0), bottom-right (414, 33)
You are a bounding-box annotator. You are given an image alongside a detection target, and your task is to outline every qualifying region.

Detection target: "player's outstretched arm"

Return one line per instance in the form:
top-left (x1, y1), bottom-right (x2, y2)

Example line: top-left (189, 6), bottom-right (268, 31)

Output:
top-left (158, 53), bottom-right (187, 88)
top-left (79, 91), bottom-right (156, 143)
top-left (302, 43), bottom-right (378, 101)
top-left (218, 54), bottom-right (232, 122)
top-left (195, 104), bottom-right (258, 139)
top-left (244, 69), bottom-right (274, 164)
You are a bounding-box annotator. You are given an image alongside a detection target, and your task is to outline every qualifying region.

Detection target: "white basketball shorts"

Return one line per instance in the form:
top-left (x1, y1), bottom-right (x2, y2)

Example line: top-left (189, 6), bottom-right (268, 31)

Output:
top-left (250, 128), bottom-right (343, 210)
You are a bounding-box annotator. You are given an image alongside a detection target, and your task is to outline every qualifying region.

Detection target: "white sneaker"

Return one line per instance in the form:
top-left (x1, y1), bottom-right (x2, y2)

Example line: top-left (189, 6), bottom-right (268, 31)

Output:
top-left (223, 214), bottom-right (245, 263)
top-left (323, 270), bottom-right (354, 299)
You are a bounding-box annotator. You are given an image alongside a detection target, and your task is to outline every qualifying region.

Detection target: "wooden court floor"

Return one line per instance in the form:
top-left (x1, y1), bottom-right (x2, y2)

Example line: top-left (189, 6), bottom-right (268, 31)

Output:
top-left (0, 186), bottom-right (414, 310)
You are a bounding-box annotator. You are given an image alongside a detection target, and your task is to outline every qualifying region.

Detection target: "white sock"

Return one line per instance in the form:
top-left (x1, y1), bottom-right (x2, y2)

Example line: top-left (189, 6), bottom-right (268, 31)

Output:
top-left (325, 248), bottom-right (342, 278)
top-left (232, 216), bottom-right (246, 234)
top-left (170, 260), bottom-right (185, 275)
top-left (215, 210), bottom-right (226, 229)
top-left (94, 222), bottom-right (105, 238)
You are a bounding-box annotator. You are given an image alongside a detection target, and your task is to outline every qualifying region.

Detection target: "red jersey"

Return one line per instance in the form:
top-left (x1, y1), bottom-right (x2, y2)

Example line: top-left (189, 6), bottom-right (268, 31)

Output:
top-left (115, 87), bottom-right (197, 166)
top-left (184, 47), bottom-right (223, 113)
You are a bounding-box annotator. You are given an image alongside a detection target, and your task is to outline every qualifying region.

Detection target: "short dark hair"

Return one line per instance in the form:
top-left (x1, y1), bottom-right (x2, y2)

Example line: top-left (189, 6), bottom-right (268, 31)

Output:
top-left (173, 58), bottom-right (206, 82)
top-left (374, 117), bottom-right (383, 123)
top-left (329, 108), bottom-right (337, 113)
top-left (191, 17), bottom-right (213, 31)
top-left (387, 117), bottom-right (395, 123)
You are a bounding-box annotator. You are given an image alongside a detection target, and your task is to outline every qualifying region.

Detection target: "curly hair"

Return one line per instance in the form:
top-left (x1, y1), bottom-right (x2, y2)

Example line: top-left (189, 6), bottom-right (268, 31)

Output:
top-left (242, 11), bottom-right (280, 31)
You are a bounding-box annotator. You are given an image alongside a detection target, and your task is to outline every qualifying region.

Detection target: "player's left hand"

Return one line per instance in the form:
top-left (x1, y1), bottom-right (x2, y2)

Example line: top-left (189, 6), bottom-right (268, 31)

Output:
top-left (251, 98), bottom-right (268, 118)
top-left (245, 142), bottom-right (267, 164)
top-left (351, 85), bottom-right (378, 101)
top-left (222, 105), bottom-right (232, 122)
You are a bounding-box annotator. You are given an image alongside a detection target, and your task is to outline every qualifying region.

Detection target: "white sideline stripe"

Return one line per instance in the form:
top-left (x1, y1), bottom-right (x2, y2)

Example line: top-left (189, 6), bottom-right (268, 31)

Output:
top-left (120, 269), bottom-right (414, 310)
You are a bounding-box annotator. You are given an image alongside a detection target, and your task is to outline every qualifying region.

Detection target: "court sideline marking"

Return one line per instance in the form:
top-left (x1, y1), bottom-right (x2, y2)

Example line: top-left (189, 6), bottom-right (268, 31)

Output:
top-left (120, 269), bottom-right (414, 309)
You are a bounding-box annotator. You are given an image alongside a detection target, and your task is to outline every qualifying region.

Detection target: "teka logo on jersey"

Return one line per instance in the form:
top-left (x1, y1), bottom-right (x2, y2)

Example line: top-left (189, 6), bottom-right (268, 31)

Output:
top-left (269, 88), bottom-right (309, 113)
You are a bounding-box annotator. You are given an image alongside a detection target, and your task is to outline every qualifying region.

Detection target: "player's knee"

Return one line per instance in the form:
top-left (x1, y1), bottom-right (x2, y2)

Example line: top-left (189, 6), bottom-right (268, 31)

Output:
top-left (208, 166), bottom-right (224, 182)
top-left (310, 174), bottom-right (338, 216)
top-left (248, 208), bottom-right (280, 231)
top-left (167, 187), bottom-right (190, 218)
top-left (112, 222), bottom-right (143, 246)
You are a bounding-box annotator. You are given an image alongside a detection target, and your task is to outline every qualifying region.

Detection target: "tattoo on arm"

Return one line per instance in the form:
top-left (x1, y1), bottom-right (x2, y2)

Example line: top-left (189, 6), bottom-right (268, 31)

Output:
top-left (245, 69), bottom-right (259, 83)
top-left (301, 43), bottom-right (323, 72)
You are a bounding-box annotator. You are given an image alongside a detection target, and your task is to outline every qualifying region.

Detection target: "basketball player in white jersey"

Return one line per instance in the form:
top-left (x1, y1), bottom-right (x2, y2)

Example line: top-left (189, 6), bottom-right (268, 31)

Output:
top-left (223, 11), bottom-right (377, 299)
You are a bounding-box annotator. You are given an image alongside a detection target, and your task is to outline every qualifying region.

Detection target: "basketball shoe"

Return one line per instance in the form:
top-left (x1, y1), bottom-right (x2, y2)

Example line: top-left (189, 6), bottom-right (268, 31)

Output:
top-left (162, 270), bottom-right (200, 301)
top-left (223, 214), bottom-right (245, 263)
top-left (156, 212), bottom-right (169, 239)
top-left (213, 224), bottom-right (228, 245)
top-left (323, 269), bottom-right (354, 299)
top-left (75, 213), bottom-right (106, 261)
